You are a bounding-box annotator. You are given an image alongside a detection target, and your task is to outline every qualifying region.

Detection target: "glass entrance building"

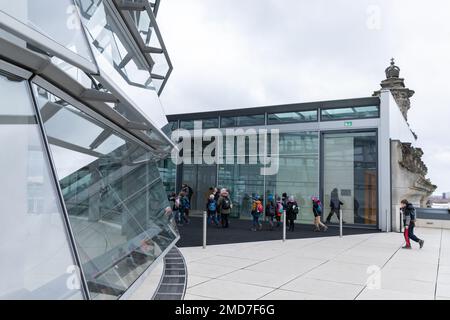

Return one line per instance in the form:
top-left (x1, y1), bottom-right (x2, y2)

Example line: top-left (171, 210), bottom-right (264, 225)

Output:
top-left (164, 92), bottom-right (416, 231)
top-left (0, 0), bottom-right (178, 299)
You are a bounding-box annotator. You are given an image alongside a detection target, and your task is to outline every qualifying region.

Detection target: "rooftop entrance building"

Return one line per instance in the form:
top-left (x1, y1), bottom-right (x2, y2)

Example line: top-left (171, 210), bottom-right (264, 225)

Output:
top-left (163, 60), bottom-right (436, 232)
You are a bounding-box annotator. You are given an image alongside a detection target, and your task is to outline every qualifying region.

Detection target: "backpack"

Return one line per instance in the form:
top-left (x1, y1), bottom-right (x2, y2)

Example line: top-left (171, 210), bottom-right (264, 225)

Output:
top-left (267, 203), bottom-right (275, 216)
top-left (276, 203), bottom-right (284, 216)
top-left (257, 202), bottom-right (264, 213)
top-left (288, 202), bottom-right (299, 216)
top-left (181, 197), bottom-right (190, 210)
top-left (221, 197), bottom-right (231, 210)
top-left (316, 203), bottom-right (322, 214)
top-left (208, 200), bottom-right (217, 212)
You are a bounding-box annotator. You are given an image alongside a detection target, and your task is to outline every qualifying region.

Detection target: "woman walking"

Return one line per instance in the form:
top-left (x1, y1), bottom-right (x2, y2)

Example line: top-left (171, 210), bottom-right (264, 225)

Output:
top-left (312, 196), bottom-right (328, 232)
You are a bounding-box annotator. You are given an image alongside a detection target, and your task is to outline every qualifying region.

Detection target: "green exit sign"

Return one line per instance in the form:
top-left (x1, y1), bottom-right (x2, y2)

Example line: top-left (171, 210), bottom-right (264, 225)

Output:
top-left (344, 121), bottom-right (353, 127)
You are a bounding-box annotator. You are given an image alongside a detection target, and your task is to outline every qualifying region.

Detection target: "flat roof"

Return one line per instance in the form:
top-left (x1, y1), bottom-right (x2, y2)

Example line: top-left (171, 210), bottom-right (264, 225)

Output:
top-left (167, 96), bottom-right (380, 121)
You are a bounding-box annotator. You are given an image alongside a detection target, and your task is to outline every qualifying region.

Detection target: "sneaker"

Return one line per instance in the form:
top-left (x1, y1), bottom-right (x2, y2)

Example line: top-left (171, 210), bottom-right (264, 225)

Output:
top-left (322, 226), bottom-right (328, 232)
top-left (402, 245), bottom-right (412, 249)
top-left (419, 240), bottom-right (425, 249)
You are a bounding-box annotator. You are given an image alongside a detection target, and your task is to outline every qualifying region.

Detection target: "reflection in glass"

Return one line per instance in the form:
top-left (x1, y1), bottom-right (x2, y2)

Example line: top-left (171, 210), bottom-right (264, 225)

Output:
top-left (321, 105), bottom-right (379, 121)
top-left (323, 132), bottom-right (377, 226)
top-left (32, 84), bottom-right (178, 300)
top-left (0, 73), bottom-right (83, 300)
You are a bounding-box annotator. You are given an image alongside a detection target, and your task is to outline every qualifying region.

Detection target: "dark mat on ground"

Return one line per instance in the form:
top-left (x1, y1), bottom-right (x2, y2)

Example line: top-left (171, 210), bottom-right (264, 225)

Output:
top-left (176, 216), bottom-right (380, 248)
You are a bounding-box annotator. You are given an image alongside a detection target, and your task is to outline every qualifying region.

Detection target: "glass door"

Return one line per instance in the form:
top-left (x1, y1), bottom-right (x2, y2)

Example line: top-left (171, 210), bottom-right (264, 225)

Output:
top-left (321, 131), bottom-right (378, 227)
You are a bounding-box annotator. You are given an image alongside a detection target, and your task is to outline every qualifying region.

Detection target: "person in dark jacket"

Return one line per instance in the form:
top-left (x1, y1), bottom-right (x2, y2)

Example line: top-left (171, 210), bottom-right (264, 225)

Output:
top-left (286, 195), bottom-right (299, 232)
top-left (181, 183), bottom-right (193, 218)
top-left (326, 188), bottom-right (345, 224)
top-left (217, 188), bottom-right (232, 228)
top-left (312, 196), bottom-right (328, 232)
top-left (265, 194), bottom-right (276, 230)
top-left (401, 199), bottom-right (424, 249)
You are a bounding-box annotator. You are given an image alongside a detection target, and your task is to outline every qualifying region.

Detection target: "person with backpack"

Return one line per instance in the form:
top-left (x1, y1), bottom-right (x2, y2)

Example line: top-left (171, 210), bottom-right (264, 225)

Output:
top-left (265, 194), bottom-right (276, 230)
top-left (250, 195), bottom-right (263, 231)
top-left (401, 199), bottom-right (424, 249)
top-left (286, 195), bottom-right (299, 232)
top-left (181, 183), bottom-right (194, 219)
top-left (178, 191), bottom-right (190, 225)
top-left (275, 196), bottom-right (284, 227)
top-left (312, 196), bottom-right (328, 232)
top-left (217, 188), bottom-right (232, 228)
top-left (206, 194), bottom-right (219, 227)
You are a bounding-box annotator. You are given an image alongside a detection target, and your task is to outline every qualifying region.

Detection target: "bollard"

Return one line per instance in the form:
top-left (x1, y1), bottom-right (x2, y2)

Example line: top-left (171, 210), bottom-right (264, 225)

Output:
top-left (203, 211), bottom-right (207, 249)
top-left (282, 210), bottom-right (286, 242)
top-left (339, 209), bottom-right (343, 238)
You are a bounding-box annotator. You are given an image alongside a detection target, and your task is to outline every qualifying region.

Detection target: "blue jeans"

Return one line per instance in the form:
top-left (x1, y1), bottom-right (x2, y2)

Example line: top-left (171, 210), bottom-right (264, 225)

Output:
top-left (252, 212), bottom-right (261, 227)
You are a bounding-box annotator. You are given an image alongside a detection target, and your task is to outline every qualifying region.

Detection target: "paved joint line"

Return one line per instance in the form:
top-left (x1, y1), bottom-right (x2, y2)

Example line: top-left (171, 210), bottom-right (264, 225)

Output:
top-left (353, 239), bottom-right (404, 300)
top-left (434, 228), bottom-right (444, 300)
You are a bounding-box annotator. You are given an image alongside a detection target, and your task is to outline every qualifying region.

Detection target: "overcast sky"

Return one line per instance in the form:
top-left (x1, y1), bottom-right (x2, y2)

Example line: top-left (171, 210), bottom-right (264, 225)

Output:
top-left (157, 0), bottom-right (450, 195)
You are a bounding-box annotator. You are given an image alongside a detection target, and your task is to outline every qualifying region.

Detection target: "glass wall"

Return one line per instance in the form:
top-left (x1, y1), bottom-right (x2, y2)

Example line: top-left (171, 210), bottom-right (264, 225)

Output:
top-left (266, 132), bottom-right (319, 224)
top-left (0, 72), bottom-right (83, 299)
top-left (322, 131), bottom-right (378, 226)
top-left (32, 84), bottom-right (178, 300)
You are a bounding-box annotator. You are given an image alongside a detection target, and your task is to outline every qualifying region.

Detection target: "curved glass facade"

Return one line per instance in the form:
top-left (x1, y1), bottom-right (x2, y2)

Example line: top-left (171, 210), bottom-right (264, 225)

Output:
top-left (1, 0), bottom-right (177, 300)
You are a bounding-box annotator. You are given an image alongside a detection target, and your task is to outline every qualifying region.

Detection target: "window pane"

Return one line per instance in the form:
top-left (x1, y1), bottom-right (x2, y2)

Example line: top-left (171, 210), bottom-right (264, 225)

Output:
top-left (267, 110), bottom-right (317, 124)
top-left (220, 115), bottom-right (265, 128)
top-left (0, 73), bottom-right (83, 300)
top-left (0, 0), bottom-right (94, 62)
top-left (33, 84), bottom-right (178, 300)
top-left (321, 106), bottom-right (379, 121)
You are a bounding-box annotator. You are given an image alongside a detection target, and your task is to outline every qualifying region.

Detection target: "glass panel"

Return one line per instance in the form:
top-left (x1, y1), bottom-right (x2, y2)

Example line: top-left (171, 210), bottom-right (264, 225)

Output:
top-left (265, 132), bottom-right (319, 224)
top-left (321, 105), bottom-right (379, 121)
top-left (0, 73), bottom-right (83, 300)
top-left (267, 110), bottom-right (318, 124)
top-left (202, 118), bottom-right (219, 129)
top-left (75, 0), bottom-right (153, 89)
top-left (323, 132), bottom-right (378, 226)
top-left (32, 84), bottom-right (178, 300)
top-left (220, 114), bottom-right (265, 128)
top-left (0, 0), bottom-right (94, 62)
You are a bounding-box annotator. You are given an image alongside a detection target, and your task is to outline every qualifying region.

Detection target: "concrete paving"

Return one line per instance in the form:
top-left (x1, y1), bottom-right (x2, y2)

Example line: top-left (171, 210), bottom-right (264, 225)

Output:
top-left (180, 228), bottom-right (450, 300)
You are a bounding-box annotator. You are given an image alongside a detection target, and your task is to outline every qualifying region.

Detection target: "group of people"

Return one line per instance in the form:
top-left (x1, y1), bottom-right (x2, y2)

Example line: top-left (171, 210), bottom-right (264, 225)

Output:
top-left (205, 187), bottom-right (233, 228)
top-left (168, 183), bottom-right (425, 250)
top-left (248, 193), bottom-right (329, 232)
